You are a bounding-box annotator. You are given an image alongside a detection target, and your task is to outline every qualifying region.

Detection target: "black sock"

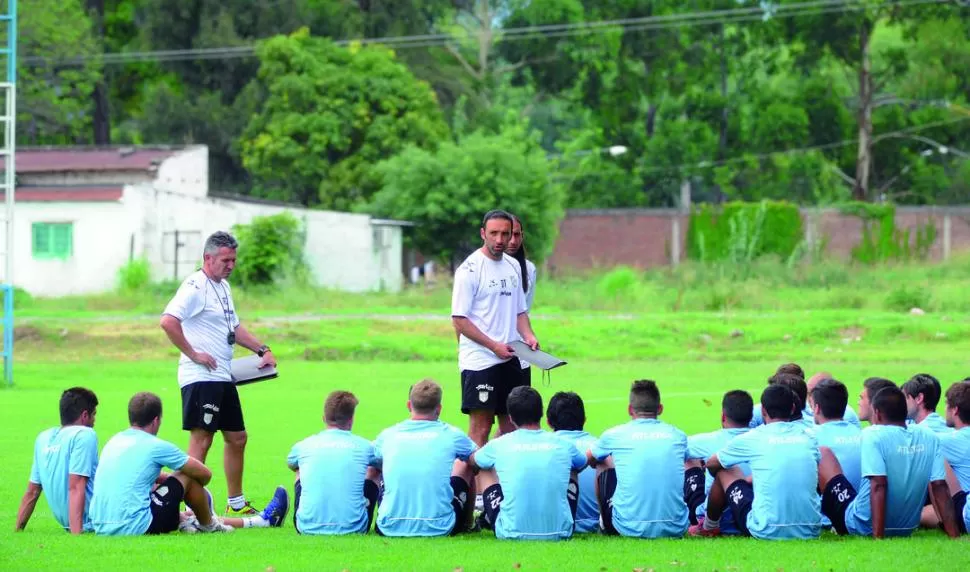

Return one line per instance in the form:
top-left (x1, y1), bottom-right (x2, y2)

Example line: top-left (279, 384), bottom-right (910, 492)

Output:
top-left (567, 477), bottom-right (579, 520)
top-left (683, 466), bottom-right (707, 526)
top-left (482, 483), bottom-right (503, 529)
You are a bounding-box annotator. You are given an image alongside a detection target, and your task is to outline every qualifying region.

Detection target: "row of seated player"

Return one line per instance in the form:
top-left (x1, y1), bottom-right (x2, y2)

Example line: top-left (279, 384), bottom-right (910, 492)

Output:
top-left (16, 368), bottom-right (970, 539)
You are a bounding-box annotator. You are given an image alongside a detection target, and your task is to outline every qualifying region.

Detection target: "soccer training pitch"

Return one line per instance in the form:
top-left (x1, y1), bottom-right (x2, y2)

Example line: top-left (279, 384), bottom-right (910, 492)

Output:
top-left (2, 310), bottom-right (969, 570)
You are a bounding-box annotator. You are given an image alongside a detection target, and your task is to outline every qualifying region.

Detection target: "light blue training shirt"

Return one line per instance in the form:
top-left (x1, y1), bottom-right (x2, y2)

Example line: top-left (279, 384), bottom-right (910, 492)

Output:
top-left (287, 429), bottom-right (377, 535)
top-left (90, 428), bottom-right (189, 536)
top-left (29, 425), bottom-right (99, 532)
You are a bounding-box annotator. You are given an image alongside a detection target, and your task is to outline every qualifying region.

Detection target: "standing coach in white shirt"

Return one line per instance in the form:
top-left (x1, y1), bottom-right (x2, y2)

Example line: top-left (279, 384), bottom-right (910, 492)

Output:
top-left (451, 210), bottom-right (540, 449)
top-left (159, 231), bottom-right (277, 517)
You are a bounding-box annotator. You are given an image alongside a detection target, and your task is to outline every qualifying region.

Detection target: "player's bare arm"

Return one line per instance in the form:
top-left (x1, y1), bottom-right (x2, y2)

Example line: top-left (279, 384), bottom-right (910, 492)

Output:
top-left (452, 316), bottom-right (514, 360)
top-left (234, 324), bottom-right (276, 367)
top-left (928, 479), bottom-right (960, 538)
top-left (179, 457), bottom-right (213, 487)
top-left (14, 482), bottom-right (41, 531)
top-left (159, 314), bottom-right (216, 370)
top-left (704, 454), bottom-right (724, 476)
top-left (870, 475), bottom-right (888, 538)
top-left (67, 475), bottom-right (88, 535)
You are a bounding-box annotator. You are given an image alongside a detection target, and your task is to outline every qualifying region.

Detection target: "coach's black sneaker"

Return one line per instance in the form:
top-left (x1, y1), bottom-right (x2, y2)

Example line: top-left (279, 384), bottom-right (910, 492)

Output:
top-left (260, 486), bottom-right (289, 527)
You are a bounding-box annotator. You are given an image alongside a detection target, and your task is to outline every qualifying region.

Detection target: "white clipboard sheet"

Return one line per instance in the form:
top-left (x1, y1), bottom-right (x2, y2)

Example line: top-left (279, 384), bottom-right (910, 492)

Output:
top-left (231, 354), bottom-right (279, 386)
top-left (509, 341), bottom-right (567, 370)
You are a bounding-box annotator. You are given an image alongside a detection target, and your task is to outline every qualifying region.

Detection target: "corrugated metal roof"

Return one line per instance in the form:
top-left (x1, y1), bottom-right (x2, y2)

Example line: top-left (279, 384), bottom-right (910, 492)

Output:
top-left (0, 186), bottom-right (125, 202)
top-left (13, 147), bottom-right (181, 173)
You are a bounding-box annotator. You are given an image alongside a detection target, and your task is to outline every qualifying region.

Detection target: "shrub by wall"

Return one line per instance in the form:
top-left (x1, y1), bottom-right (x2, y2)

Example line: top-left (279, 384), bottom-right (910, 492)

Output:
top-left (686, 200), bottom-right (804, 263)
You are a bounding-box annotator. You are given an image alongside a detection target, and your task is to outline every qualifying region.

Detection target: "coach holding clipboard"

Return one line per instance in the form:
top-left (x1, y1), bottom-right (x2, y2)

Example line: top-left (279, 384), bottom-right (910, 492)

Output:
top-left (452, 210), bottom-right (541, 449)
top-left (159, 230), bottom-right (277, 518)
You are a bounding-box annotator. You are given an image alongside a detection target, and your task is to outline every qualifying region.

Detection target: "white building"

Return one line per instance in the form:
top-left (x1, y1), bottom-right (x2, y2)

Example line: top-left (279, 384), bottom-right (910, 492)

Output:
top-left (2, 145), bottom-right (410, 296)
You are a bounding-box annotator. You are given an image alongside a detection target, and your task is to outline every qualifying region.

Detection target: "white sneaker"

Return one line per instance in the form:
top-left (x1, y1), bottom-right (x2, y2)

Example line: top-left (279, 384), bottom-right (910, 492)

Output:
top-left (198, 518), bottom-right (234, 533)
top-left (178, 516), bottom-right (201, 534)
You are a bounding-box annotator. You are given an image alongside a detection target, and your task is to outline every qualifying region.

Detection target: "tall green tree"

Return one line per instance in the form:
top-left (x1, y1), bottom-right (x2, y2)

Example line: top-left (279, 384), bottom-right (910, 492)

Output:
top-left (367, 122), bottom-right (565, 267)
top-left (240, 28), bottom-right (450, 210)
top-left (15, 0), bottom-right (103, 145)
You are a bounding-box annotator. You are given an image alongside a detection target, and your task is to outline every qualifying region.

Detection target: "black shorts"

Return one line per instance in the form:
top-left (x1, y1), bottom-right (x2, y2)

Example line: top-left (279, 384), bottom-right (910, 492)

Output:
top-left (821, 475), bottom-right (858, 535)
top-left (146, 476), bottom-right (184, 535)
top-left (293, 479), bottom-right (381, 535)
top-left (181, 381), bottom-right (245, 432)
top-left (374, 476), bottom-right (469, 536)
top-left (724, 479), bottom-right (755, 537)
top-left (596, 469), bottom-right (619, 535)
top-left (954, 491), bottom-right (968, 535)
top-left (460, 358), bottom-right (527, 415)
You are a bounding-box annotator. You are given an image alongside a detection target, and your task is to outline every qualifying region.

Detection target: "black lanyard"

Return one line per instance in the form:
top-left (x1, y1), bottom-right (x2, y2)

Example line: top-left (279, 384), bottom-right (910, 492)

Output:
top-left (207, 279), bottom-right (235, 345)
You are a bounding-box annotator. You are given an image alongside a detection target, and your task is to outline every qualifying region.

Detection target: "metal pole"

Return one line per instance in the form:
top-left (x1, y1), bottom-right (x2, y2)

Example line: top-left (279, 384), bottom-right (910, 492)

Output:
top-left (671, 214), bottom-right (681, 267)
top-left (3, 0), bottom-right (17, 386)
top-left (943, 213), bottom-right (952, 262)
top-left (173, 230), bottom-right (179, 281)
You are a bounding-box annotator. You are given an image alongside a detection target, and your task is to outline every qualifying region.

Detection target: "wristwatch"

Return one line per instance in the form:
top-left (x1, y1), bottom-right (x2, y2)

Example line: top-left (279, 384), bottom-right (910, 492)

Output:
top-left (256, 345), bottom-right (270, 357)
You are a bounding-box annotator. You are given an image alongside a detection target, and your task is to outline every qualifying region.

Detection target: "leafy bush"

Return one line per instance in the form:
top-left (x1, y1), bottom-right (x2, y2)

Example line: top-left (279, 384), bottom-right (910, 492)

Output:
top-left (687, 200), bottom-right (804, 263)
top-left (884, 284), bottom-right (931, 312)
top-left (117, 258), bottom-right (152, 292)
top-left (597, 266), bottom-right (641, 298)
top-left (841, 202), bottom-right (939, 264)
top-left (231, 212), bottom-right (310, 287)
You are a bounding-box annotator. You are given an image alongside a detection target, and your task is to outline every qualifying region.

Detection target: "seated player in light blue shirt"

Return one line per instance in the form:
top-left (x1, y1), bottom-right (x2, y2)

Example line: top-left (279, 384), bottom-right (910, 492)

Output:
top-left (15, 387), bottom-right (100, 535)
top-left (857, 377), bottom-right (897, 424)
top-left (902, 374), bottom-right (953, 435)
top-left (287, 390), bottom-right (380, 535)
top-left (370, 379), bottom-right (478, 537)
top-left (683, 390), bottom-right (753, 535)
top-left (810, 378), bottom-right (863, 489)
top-left (809, 378), bottom-right (863, 529)
top-left (691, 384), bottom-right (823, 539)
top-left (91, 392), bottom-right (288, 535)
top-left (817, 385), bottom-right (960, 538)
top-left (921, 381), bottom-right (970, 533)
top-left (589, 379), bottom-right (691, 539)
top-left (748, 371), bottom-right (814, 430)
top-left (545, 391), bottom-right (599, 533)
top-left (472, 386), bottom-right (587, 540)
top-left (805, 372), bottom-right (861, 428)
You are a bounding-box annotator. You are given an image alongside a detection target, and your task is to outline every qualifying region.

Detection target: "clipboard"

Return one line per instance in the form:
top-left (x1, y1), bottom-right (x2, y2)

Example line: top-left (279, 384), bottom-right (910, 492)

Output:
top-left (510, 341), bottom-right (567, 370)
top-left (231, 355), bottom-right (279, 386)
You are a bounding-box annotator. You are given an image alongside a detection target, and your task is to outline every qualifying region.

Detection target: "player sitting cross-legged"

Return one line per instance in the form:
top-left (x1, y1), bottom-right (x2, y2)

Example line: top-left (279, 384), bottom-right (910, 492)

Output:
top-left (287, 390), bottom-right (381, 535)
top-left (471, 386), bottom-right (587, 541)
top-left (370, 379), bottom-right (477, 537)
top-left (683, 390), bottom-right (753, 535)
top-left (588, 380), bottom-right (691, 539)
top-left (691, 384), bottom-right (823, 539)
top-left (545, 391), bottom-right (599, 533)
top-left (922, 381), bottom-right (970, 533)
top-left (817, 385), bottom-right (959, 538)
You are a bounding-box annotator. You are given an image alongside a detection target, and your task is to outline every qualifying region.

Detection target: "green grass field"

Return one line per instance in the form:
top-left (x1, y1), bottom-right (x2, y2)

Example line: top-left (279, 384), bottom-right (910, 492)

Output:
top-left (4, 268), bottom-right (970, 569)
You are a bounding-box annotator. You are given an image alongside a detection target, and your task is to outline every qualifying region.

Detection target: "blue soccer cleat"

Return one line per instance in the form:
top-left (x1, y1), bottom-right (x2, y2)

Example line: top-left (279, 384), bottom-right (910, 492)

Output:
top-left (260, 486), bottom-right (289, 527)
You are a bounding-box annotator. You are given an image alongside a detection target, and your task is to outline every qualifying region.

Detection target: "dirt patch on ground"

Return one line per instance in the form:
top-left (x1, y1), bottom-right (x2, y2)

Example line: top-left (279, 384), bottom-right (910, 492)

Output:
top-left (838, 326), bottom-right (867, 339)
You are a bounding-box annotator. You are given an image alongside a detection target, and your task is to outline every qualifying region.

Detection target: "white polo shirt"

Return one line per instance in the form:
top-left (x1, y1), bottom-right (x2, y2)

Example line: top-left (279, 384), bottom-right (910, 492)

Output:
top-left (451, 250), bottom-right (527, 372)
top-left (162, 270), bottom-right (240, 387)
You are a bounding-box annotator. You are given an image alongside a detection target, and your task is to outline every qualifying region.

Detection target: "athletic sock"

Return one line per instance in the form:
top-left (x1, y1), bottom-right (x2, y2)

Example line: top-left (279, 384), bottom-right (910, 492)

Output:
top-left (242, 516), bottom-right (270, 528)
top-left (703, 515), bottom-right (721, 531)
top-left (228, 495), bottom-right (247, 511)
top-left (683, 467), bottom-right (707, 526)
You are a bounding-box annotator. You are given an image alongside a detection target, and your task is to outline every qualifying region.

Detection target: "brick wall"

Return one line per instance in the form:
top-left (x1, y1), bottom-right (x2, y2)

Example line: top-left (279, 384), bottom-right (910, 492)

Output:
top-left (548, 207), bottom-right (970, 273)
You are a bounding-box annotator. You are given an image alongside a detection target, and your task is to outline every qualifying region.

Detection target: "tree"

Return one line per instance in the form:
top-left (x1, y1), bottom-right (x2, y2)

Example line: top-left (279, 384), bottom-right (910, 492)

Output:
top-left (774, 0), bottom-right (955, 200)
top-left (15, 0), bottom-right (103, 145)
top-left (367, 122), bottom-right (565, 267)
top-left (240, 28), bottom-right (450, 209)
